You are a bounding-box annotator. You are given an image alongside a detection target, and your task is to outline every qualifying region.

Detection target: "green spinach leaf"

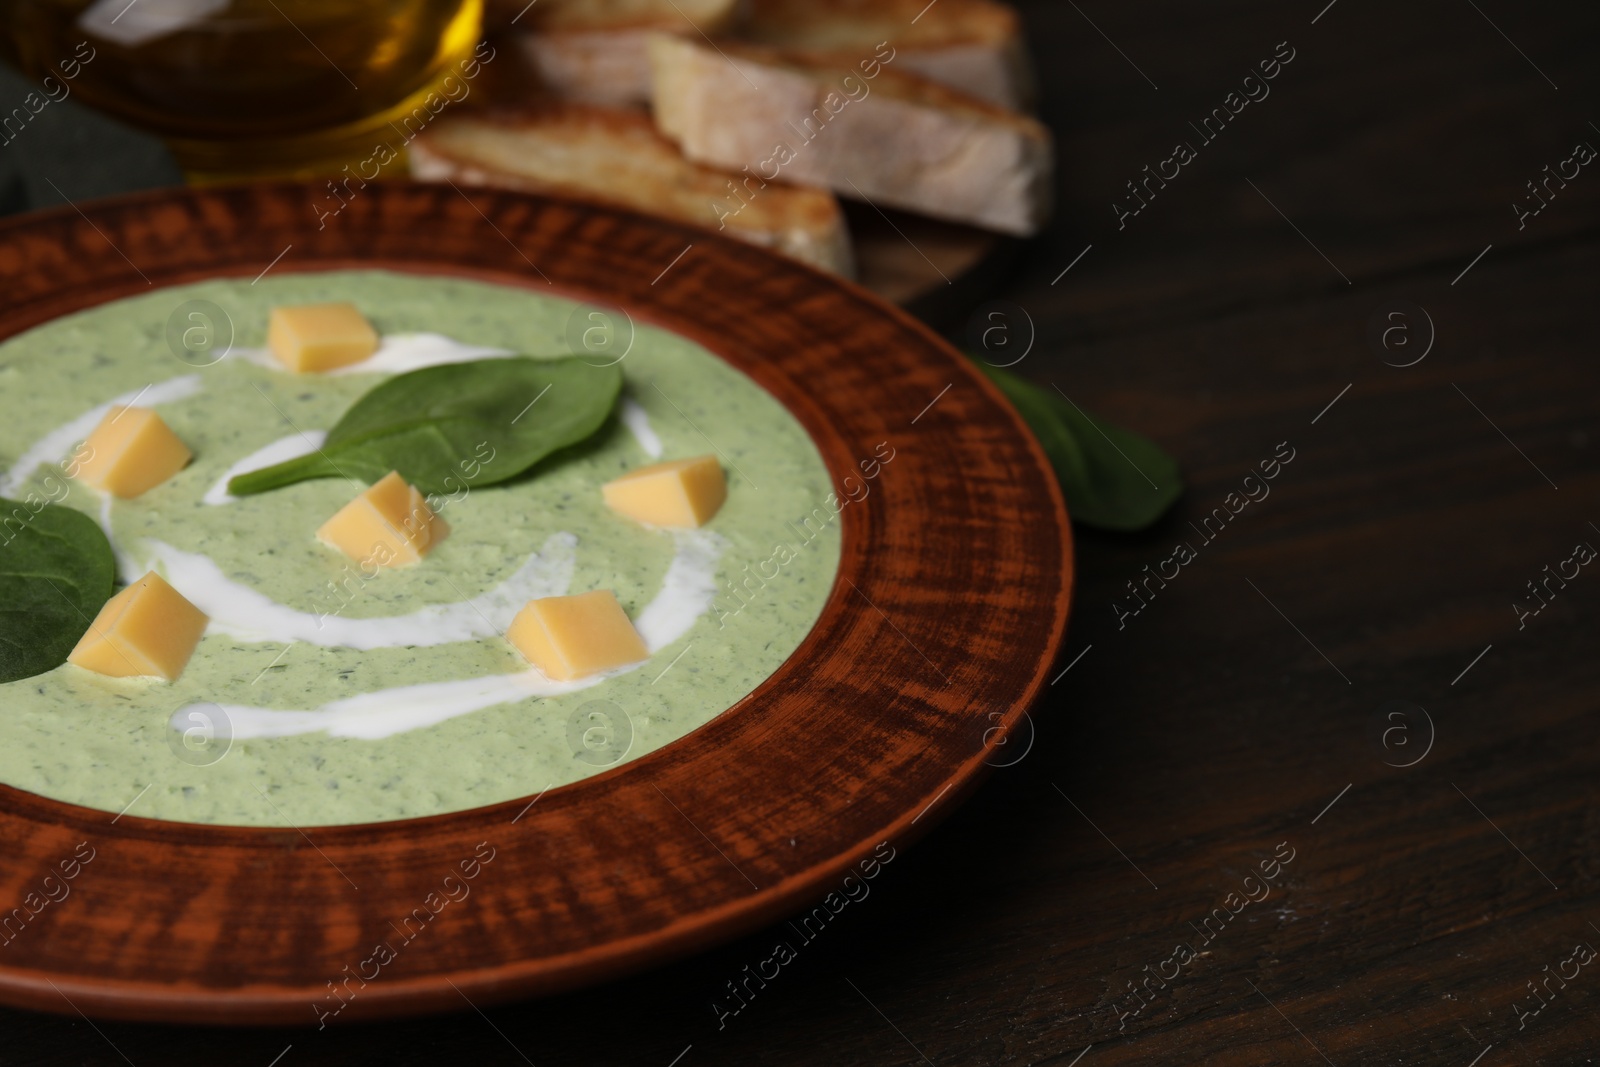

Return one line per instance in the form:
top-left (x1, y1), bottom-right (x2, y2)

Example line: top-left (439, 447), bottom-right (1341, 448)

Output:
top-left (229, 357), bottom-right (623, 496)
top-left (975, 361), bottom-right (1183, 531)
top-left (0, 501), bottom-right (117, 683)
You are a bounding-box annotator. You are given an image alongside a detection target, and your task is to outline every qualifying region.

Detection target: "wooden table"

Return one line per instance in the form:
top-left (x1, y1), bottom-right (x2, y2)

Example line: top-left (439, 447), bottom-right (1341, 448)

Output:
top-left (8, 1), bottom-right (1600, 1062)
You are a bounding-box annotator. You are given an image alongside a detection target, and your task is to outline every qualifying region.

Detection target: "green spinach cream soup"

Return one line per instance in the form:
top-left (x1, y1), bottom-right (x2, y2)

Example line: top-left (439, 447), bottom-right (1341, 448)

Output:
top-left (0, 271), bottom-right (841, 826)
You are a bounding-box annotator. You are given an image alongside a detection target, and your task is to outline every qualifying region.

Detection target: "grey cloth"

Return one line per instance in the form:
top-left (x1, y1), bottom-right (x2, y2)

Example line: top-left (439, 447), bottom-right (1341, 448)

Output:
top-left (0, 61), bottom-right (181, 216)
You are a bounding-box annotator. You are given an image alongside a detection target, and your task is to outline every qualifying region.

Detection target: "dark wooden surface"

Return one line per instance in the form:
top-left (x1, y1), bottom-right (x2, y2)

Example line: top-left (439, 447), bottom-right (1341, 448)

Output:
top-left (5, 0), bottom-right (1600, 1062)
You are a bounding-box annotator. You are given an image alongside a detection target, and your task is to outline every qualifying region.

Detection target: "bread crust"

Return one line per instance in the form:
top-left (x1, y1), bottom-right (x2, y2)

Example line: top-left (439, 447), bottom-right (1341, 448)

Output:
top-left (649, 35), bottom-right (1052, 236)
top-left (487, 0), bottom-right (739, 33)
top-left (408, 103), bottom-right (856, 276)
top-left (743, 0), bottom-right (1034, 108)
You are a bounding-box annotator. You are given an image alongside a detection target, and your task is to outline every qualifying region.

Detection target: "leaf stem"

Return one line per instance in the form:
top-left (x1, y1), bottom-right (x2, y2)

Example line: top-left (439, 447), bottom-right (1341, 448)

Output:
top-left (228, 453), bottom-right (341, 496)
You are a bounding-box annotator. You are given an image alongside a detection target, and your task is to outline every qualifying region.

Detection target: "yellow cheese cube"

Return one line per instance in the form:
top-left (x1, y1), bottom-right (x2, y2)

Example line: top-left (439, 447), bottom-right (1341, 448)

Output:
top-left (68, 571), bottom-right (208, 681)
top-left (317, 471), bottom-right (448, 567)
top-left (602, 454), bottom-right (727, 528)
top-left (268, 302), bottom-right (379, 372)
top-left (506, 590), bottom-right (648, 681)
top-left (72, 406), bottom-right (192, 499)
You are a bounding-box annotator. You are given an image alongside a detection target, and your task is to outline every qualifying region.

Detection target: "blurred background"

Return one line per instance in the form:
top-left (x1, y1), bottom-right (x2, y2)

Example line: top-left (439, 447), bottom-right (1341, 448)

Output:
top-left (0, 0), bottom-right (1050, 325)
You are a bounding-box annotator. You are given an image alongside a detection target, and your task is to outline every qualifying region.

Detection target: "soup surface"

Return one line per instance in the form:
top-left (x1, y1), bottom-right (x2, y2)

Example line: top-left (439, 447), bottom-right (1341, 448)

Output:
top-left (0, 271), bottom-right (842, 826)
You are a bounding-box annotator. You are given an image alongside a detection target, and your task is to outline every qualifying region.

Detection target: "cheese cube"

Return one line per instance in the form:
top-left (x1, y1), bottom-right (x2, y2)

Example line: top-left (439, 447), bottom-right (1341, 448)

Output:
top-left (268, 302), bottom-right (379, 372)
top-left (507, 590), bottom-right (648, 681)
top-left (317, 471), bottom-right (448, 567)
top-left (68, 571), bottom-right (208, 681)
top-left (72, 406), bottom-right (192, 499)
top-left (602, 454), bottom-right (726, 528)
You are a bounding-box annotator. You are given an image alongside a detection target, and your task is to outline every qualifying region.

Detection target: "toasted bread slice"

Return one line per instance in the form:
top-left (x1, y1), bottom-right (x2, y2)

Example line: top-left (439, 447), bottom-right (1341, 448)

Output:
top-left (743, 0), bottom-right (1035, 110)
top-left (650, 36), bottom-right (1052, 236)
top-left (487, 0), bottom-right (738, 32)
top-left (488, 0), bottom-right (742, 105)
top-left (512, 30), bottom-right (662, 106)
top-left (408, 104), bottom-right (855, 276)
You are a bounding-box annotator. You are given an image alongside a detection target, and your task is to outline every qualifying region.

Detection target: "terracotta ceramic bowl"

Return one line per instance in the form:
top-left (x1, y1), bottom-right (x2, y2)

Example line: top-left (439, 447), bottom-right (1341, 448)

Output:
top-left (0, 182), bottom-right (1072, 1025)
